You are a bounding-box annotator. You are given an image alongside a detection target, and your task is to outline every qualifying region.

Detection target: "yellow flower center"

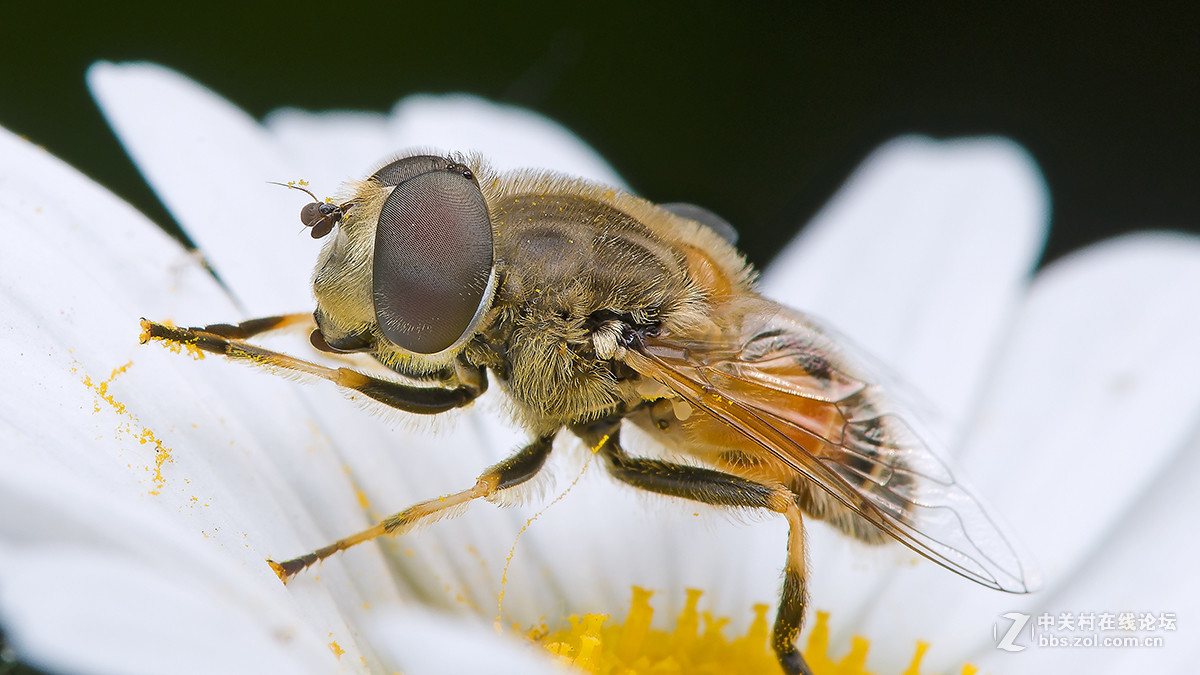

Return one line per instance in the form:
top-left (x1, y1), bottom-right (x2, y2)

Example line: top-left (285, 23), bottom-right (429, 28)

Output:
top-left (527, 587), bottom-right (978, 675)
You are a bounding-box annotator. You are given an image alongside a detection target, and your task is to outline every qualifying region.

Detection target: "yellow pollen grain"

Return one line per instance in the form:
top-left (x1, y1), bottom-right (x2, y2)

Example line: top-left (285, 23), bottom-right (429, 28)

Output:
top-left (529, 589), bottom-right (975, 675)
top-left (356, 489), bottom-right (370, 510)
top-left (155, 335), bottom-right (206, 360)
top-left (327, 638), bottom-right (344, 659)
top-left (136, 426), bottom-right (172, 492)
top-left (78, 361), bottom-right (174, 495)
top-left (590, 433), bottom-right (610, 454)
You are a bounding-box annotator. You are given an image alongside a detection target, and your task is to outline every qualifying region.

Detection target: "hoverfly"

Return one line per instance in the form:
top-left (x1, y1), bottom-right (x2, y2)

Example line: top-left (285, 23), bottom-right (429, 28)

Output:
top-left (141, 153), bottom-right (1037, 675)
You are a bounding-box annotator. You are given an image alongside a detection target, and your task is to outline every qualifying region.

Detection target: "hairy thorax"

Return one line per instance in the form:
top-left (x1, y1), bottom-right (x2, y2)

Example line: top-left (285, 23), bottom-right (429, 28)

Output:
top-left (466, 187), bottom-right (743, 432)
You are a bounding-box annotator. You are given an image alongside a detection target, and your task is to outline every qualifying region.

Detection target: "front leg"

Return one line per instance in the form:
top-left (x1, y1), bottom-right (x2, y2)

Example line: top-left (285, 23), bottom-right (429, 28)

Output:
top-left (574, 419), bottom-right (813, 675)
top-left (271, 433), bottom-right (556, 581)
top-left (140, 319), bottom-right (483, 414)
top-left (192, 313), bottom-right (314, 340)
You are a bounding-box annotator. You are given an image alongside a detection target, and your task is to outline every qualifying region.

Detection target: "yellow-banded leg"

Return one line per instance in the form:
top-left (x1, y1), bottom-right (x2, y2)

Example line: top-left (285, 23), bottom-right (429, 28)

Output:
top-left (141, 316), bottom-right (548, 580)
top-left (186, 313), bottom-right (315, 339)
top-left (270, 434), bottom-right (555, 581)
top-left (140, 319), bottom-right (484, 413)
top-left (574, 418), bottom-right (813, 675)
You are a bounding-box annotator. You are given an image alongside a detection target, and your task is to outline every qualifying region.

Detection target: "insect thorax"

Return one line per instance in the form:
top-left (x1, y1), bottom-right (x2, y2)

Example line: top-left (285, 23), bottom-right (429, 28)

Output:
top-left (471, 191), bottom-right (708, 428)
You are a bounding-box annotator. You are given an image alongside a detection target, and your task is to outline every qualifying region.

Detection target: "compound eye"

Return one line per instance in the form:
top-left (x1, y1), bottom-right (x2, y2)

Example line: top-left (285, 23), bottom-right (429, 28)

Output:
top-left (371, 155), bottom-right (450, 186)
top-left (372, 163), bottom-right (493, 355)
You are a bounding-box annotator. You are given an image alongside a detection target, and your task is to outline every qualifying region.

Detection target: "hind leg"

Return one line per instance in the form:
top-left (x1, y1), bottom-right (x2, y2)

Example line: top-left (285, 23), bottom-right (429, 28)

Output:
top-left (574, 418), bottom-right (813, 675)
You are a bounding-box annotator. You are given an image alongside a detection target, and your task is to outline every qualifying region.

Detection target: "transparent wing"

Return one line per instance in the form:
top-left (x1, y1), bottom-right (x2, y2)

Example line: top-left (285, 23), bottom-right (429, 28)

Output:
top-left (623, 296), bottom-right (1038, 593)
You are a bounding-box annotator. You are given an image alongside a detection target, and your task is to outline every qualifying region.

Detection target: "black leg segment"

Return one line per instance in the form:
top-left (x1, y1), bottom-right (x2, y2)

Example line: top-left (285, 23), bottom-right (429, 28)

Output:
top-left (572, 419), bottom-right (812, 675)
top-left (140, 319), bottom-right (485, 415)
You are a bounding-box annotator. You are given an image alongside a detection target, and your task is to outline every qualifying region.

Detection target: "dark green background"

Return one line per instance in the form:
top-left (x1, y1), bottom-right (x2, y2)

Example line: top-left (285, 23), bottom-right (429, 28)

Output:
top-left (2, 5), bottom-right (1198, 275)
top-left (1, 3), bottom-right (1198, 673)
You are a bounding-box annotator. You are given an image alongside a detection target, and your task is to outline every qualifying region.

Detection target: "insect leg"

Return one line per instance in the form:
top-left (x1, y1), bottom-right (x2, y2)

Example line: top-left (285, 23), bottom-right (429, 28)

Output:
top-left (574, 419), bottom-right (812, 675)
top-left (140, 320), bottom-right (483, 413)
top-left (270, 433), bottom-right (556, 582)
top-left (190, 313), bottom-right (315, 339)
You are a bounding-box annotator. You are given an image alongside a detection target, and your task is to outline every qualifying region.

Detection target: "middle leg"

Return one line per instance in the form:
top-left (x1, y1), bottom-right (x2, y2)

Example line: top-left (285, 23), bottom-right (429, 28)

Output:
top-left (573, 418), bottom-right (812, 675)
top-left (269, 433), bottom-right (556, 581)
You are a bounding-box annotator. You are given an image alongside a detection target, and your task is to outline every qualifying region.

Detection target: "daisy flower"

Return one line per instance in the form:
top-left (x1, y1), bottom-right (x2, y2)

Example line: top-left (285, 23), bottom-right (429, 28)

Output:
top-left (1, 62), bottom-right (1197, 675)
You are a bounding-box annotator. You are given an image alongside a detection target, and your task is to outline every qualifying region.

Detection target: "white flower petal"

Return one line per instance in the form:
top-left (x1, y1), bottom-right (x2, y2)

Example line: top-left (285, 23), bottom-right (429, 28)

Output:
top-left (0, 126), bottom-right (398, 670)
top-left (974, 427), bottom-right (1200, 673)
top-left (762, 136), bottom-right (1048, 433)
top-left (87, 61), bottom-right (315, 314)
top-left (1, 551), bottom-right (312, 675)
top-left (963, 233), bottom-right (1200, 581)
top-left (0, 461), bottom-right (324, 675)
top-left (265, 94), bottom-right (625, 188)
top-left (832, 233), bottom-right (1200, 671)
top-left (368, 607), bottom-right (562, 675)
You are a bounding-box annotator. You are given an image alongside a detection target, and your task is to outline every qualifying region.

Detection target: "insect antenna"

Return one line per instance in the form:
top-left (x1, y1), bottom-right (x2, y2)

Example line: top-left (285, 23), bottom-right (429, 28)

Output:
top-left (267, 180), bottom-right (349, 239)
